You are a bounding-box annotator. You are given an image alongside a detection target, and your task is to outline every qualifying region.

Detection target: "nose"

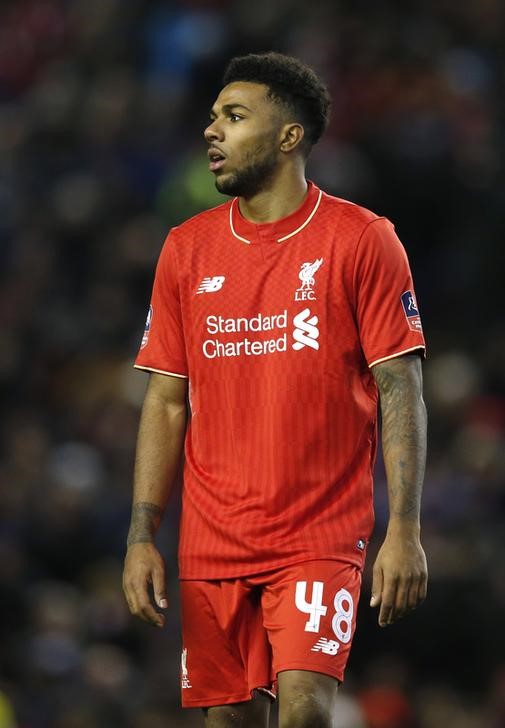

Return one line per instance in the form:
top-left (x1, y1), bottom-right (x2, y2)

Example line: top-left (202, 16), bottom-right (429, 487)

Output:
top-left (204, 118), bottom-right (223, 143)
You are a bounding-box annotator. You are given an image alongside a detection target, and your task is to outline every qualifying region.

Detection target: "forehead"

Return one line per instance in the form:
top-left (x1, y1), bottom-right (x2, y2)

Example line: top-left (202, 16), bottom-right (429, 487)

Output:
top-left (212, 81), bottom-right (272, 112)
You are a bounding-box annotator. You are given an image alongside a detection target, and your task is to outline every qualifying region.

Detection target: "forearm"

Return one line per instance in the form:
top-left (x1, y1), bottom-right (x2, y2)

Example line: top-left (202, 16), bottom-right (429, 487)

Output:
top-left (127, 384), bottom-right (187, 545)
top-left (373, 354), bottom-right (427, 529)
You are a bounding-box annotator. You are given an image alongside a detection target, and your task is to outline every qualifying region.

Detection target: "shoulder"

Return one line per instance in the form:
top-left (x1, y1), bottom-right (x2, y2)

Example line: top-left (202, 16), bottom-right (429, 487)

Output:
top-left (317, 187), bottom-right (386, 241)
top-left (319, 186), bottom-right (393, 252)
top-left (170, 199), bottom-right (232, 243)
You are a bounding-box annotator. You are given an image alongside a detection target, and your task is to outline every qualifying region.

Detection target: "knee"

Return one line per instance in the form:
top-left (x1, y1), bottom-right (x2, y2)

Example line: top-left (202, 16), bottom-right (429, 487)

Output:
top-left (279, 691), bottom-right (333, 728)
top-left (203, 705), bottom-right (242, 727)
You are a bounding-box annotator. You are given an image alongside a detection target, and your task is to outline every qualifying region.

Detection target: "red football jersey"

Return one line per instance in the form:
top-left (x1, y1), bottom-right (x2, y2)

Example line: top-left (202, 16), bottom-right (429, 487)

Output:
top-left (135, 182), bottom-right (426, 579)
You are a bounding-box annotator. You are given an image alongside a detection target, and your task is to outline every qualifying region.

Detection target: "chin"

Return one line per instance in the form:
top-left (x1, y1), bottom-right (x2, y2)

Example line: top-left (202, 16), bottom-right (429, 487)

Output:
top-left (214, 156), bottom-right (277, 198)
top-left (215, 173), bottom-right (241, 197)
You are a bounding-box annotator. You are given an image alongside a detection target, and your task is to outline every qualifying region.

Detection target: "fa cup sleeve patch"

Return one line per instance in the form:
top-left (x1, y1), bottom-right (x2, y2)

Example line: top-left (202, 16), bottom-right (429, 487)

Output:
top-left (141, 305), bottom-right (153, 349)
top-left (400, 291), bottom-right (422, 332)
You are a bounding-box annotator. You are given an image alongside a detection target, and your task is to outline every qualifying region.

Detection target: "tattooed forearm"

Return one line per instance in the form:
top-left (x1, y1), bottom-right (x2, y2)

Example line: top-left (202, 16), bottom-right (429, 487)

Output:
top-left (372, 354), bottom-right (427, 523)
top-left (127, 502), bottom-right (164, 546)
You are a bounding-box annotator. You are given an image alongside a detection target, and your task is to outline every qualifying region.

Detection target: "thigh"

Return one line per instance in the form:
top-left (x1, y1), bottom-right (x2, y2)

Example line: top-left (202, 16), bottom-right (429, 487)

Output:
top-left (277, 670), bottom-right (339, 728)
top-left (204, 689), bottom-right (271, 728)
top-left (180, 578), bottom-right (274, 709)
top-left (262, 560), bottom-right (361, 685)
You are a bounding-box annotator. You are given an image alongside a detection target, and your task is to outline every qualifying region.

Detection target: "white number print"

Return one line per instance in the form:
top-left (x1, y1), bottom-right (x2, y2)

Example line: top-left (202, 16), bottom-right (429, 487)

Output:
top-left (295, 581), bottom-right (328, 633)
top-left (331, 589), bottom-right (354, 644)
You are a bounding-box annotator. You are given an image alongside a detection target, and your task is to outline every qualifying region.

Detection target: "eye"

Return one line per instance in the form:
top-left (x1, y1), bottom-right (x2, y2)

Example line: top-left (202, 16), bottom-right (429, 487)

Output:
top-left (229, 113), bottom-right (243, 122)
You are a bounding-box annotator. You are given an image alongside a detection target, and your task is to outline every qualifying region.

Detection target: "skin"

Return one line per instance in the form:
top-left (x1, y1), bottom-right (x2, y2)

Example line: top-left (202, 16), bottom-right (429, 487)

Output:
top-left (204, 81), bottom-right (308, 221)
top-left (203, 690), bottom-right (271, 728)
top-left (123, 373), bottom-right (187, 628)
top-left (370, 354), bottom-right (428, 627)
top-left (122, 80), bottom-right (428, 728)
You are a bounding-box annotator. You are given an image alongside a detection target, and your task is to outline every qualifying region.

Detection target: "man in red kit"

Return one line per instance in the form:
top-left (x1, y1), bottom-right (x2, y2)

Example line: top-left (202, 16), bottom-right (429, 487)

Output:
top-left (123, 52), bottom-right (428, 728)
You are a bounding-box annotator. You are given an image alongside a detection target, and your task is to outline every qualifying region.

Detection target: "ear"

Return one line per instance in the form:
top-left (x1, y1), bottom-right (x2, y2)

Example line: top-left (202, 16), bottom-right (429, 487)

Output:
top-left (279, 122), bottom-right (305, 153)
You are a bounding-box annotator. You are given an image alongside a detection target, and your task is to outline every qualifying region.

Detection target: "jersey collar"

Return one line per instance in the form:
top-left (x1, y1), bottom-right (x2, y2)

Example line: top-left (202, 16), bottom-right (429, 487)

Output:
top-left (229, 181), bottom-right (323, 244)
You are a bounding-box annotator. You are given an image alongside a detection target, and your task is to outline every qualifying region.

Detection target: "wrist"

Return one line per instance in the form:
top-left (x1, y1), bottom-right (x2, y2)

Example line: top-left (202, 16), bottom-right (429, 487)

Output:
top-left (127, 501), bottom-right (163, 546)
top-left (126, 533), bottom-right (156, 547)
top-left (386, 516), bottom-right (421, 537)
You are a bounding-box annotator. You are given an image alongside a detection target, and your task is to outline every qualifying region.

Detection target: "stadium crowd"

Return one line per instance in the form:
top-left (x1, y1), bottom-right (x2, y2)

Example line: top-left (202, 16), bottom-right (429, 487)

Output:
top-left (0, 0), bottom-right (504, 726)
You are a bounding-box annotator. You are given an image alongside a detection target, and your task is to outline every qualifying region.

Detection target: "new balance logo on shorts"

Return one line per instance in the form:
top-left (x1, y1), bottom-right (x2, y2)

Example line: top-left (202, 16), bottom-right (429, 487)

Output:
top-left (311, 637), bottom-right (340, 655)
top-left (197, 276), bottom-right (226, 294)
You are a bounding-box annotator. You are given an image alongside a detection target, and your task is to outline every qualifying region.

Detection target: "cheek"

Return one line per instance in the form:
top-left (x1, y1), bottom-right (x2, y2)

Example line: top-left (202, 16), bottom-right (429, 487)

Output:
top-left (243, 137), bottom-right (275, 164)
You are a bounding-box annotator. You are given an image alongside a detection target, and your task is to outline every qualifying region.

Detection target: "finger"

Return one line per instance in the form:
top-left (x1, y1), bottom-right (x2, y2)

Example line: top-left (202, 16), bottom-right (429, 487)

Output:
top-left (407, 578), bottom-right (421, 610)
top-left (139, 601), bottom-right (165, 628)
top-left (122, 578), bottom-right (138, 616)
top-left (370, 566), bottom-right (383, 608)
top-left (130, 578), bottom-right (164, 627)
top-left (417, 573), bottom-right (428, 604)
top-left (378, 578), bottom-right (397, 627)
top-left (391, 577), bottom-right (410, 622)
top-left (124, 592), bottom-right (135, 616)
top-left (136, 582), bottom-right (165, 627)
top-left (152, 562), bottom-right (168, 609)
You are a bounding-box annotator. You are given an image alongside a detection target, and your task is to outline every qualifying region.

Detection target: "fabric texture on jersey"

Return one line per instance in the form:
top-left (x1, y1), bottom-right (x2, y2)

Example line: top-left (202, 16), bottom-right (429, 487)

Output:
top-left (179, 560), bottom-right (361, 708)
top-left (135, 181), bottom-right (426, 579)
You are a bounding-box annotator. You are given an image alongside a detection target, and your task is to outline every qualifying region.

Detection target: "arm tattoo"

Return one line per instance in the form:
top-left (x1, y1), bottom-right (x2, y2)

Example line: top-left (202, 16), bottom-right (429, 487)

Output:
top-left (127, 501), bottom-right (163, 546)
top-left (372, 355), bottom-right (427, 521)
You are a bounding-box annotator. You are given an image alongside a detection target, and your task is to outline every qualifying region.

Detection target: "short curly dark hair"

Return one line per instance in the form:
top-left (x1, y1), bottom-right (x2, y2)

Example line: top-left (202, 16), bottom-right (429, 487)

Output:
top-left (223, 51), bottom-right (331, 155)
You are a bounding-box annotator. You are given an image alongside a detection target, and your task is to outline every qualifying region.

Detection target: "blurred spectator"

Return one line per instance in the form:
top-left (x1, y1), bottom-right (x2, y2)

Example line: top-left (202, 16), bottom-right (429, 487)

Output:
top-left (0, 691), bottom-right (17, 728)
top-left (0, 0), bottom-right (503, 724)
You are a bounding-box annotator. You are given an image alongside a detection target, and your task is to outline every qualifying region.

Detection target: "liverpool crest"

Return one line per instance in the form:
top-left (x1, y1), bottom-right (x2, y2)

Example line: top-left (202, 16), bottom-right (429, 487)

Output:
top-left (295, 258), bottom-right (323, 301)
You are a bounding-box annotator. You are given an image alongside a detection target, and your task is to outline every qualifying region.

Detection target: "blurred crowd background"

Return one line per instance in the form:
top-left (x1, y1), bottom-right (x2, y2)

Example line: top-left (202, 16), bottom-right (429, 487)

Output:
top-left (1, 0), bottom-right (504, 726)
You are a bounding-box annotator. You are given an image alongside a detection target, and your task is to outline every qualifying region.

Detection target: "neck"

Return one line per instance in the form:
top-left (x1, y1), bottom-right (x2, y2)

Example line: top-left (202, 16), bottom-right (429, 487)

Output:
top-left (238, 162), bottom-right (308, 223)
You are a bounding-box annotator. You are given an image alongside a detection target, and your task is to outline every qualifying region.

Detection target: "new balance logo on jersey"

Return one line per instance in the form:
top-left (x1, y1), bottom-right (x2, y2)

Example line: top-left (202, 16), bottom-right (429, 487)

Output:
top-left (197, 276), bottom-right (225, 294)
top-left (295, 258), bottom-right (323, 301)
top-left (293, 308), bottom-right (319, 351)
top-left (311, 638), bottom-right (340, 655)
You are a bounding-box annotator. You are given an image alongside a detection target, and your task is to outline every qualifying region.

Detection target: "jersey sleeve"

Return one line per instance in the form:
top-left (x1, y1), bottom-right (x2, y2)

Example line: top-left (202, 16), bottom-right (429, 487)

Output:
top-left (134, 230), bottom-right (188, 378)
top-left (354, 217), bottom-right (426, 368)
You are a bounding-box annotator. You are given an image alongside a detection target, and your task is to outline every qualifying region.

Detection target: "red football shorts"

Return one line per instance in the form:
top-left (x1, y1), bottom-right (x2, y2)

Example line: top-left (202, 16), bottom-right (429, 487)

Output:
top-left (179, 559), bottom-right (362, 708)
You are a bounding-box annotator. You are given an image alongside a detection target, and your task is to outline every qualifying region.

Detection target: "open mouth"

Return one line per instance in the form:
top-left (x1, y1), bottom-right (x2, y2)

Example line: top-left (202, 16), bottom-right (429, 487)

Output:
top-left (208, 148), bottom-right (226, 172)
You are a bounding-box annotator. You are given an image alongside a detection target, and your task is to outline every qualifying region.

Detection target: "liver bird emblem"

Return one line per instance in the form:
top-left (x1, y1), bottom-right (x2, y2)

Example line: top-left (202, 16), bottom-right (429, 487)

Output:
top-left (298, 258), bottom-right (323, 290)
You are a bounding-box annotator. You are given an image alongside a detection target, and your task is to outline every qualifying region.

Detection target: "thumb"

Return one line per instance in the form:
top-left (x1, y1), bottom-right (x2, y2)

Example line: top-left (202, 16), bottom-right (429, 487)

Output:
top-left (370, 566), bottom-right (383, 608)
top-left (152, 564), bottom-right (168, 609)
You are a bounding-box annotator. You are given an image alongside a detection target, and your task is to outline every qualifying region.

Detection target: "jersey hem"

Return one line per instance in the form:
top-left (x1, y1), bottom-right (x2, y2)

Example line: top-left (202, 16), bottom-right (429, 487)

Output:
top-left (178, 552), bottom-right (365, 581)
top-left (368, 345), bottom-right (426, 369)
top-left (133, 364), bottom-right (188, 378)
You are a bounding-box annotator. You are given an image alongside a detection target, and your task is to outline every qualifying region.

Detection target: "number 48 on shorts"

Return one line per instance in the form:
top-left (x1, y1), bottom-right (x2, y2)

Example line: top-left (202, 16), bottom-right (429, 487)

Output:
top-left (295, 581), bottom-right (354, 654)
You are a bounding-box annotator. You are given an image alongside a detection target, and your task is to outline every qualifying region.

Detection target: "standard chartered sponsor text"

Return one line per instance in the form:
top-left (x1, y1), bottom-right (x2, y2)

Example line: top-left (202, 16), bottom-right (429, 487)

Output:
top-left (203, 311), bottom-right (287, 359)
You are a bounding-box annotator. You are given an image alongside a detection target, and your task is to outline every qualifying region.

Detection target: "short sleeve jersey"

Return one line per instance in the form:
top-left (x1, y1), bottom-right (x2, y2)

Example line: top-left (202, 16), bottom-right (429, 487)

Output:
top-left (135, 182), bottom-right (425, 579)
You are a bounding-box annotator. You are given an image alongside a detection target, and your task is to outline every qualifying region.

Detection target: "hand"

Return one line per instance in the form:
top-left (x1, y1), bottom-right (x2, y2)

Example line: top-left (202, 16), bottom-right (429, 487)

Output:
top-left (370, 526), bottom-right (428, 627)
top-left (123, 542), bottom-right (168, 628)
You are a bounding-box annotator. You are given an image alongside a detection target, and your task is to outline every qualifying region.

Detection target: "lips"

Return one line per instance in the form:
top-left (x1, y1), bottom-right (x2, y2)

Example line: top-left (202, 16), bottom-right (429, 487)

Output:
top-left (208, 147), bottom-right (226, 172)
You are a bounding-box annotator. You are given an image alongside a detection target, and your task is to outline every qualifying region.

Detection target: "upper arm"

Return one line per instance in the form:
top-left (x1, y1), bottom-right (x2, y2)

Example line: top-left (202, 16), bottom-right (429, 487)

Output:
top-left (134, 230), bottom-right (188, 379)
top-left (354, 218), bottom-right (426, 368)
top-left (371, 353), bottom-right (424, 403)
top-left (145, 372), bottom-right (188, 410)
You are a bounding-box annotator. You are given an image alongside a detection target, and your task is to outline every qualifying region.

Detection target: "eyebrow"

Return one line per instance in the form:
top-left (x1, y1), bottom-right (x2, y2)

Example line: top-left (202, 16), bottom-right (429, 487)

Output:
top-left (209, 103), bottom-right (253, 118)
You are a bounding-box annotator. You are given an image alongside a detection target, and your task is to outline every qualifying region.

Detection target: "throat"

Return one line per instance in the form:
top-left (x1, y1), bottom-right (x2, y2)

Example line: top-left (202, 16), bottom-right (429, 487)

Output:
top-left (239, 179), bottom-right (309, 224)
